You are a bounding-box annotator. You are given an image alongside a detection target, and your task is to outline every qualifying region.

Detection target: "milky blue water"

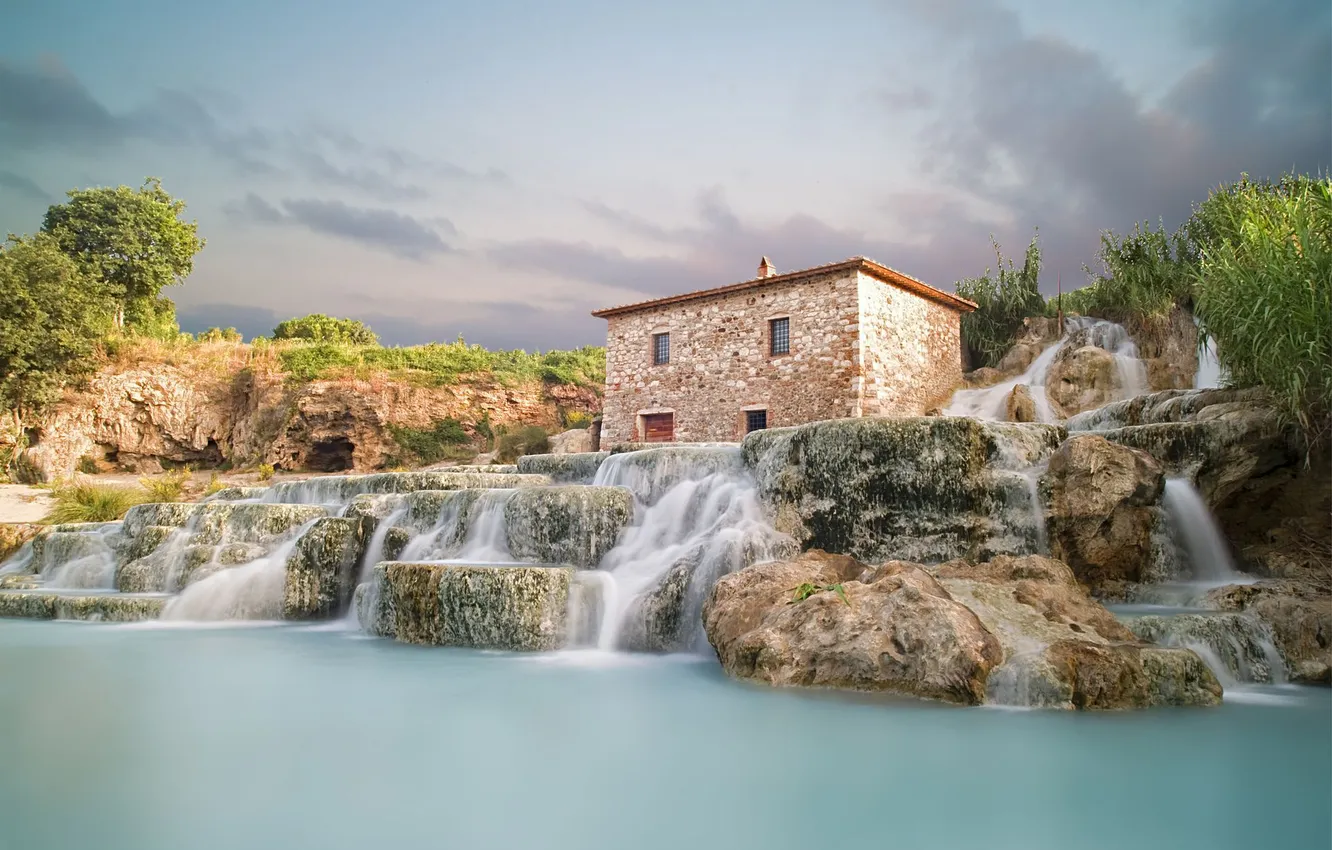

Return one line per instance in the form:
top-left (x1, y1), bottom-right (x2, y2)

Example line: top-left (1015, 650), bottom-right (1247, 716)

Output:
top-left (0, 621), bottom-right (1328, 850)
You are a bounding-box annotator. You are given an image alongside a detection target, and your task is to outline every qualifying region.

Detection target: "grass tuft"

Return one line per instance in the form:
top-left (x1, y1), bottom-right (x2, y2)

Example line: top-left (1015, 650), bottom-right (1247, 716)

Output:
top-left (46, 482), bottom-right (145, 524)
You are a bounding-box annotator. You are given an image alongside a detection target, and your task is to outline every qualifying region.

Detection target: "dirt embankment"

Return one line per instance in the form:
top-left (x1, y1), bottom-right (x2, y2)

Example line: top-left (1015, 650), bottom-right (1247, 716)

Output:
top-left (15, 341), bottom-right (601, 480)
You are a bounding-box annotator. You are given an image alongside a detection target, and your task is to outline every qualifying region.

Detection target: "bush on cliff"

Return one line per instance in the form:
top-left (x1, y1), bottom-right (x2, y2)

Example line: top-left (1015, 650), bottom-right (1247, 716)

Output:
top-left (495, 426), bottom-right (550, 462)
top-left (386, 419), bottom-right (474, 466)
top-left (1061, 220), bottom-right (1197, 322)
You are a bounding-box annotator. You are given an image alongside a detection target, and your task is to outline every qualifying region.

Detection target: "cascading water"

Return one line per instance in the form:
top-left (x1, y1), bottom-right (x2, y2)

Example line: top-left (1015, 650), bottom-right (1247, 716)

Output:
top-left (584, 447), bottom-right (794, 652)
top-left (162, 520), bottom-right (321, 621)
top-left (944, 316), bottom-right (1149, 423)
top-left (1161, 478), bottom-right (1247, 584)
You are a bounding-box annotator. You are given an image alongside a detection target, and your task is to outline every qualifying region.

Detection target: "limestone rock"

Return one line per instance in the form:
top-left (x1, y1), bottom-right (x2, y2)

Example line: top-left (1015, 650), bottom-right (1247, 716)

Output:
top-left (1005, 385), bottom-right (1037, 423)
top-left (1043, 434), bottom-right (1163, 590)
top-left (548, 428), bottom-right (594, 455)
top-left (1128, 612), bottom-right (1286, 684)
top-left (517, 451), bottom-right (610, 483)
top-left (0, 591), bottom-right (165, 622)
top-left (744, 417), bottom-right (1064, 564)
top-left (0, 524), bottom-right (42, 562)
top-left (937, 555), bottom-right (1221, 708)
top-left (358, 561), bottom-right (574, 651)
top-left (503, 486), bottom-right (633, 568)
top-left (1202, 581), bottom-right (1332, 685)
top-left (1046, 345), bottom-right (1120, 417)
top-left (282, 517), bottom-right (370, 619)
top-left (703, 551), bottom-right (1003, 705)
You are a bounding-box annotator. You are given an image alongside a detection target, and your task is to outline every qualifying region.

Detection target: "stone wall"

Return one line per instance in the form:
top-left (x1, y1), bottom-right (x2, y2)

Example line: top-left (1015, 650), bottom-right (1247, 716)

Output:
top-left (857, 272), bottom-right (965, 415)
top-left (600, 270), bottom-right (861, 443)
top-left (599, 267), bottom-right (968, 443)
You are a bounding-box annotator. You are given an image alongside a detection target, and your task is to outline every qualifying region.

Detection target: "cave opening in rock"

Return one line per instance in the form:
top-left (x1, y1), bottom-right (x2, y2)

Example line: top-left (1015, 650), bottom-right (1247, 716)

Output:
top-left (307, 437), bottom-right (355, 472)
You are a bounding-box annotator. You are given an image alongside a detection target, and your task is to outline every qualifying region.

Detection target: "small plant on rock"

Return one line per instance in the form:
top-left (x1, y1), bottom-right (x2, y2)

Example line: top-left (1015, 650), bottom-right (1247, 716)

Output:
top-left (256, 463), bottom-right (276, 482)
top-left (787, 582), bottom-right (851, 606)
top-left (140, 466), bottom-right (190, 502)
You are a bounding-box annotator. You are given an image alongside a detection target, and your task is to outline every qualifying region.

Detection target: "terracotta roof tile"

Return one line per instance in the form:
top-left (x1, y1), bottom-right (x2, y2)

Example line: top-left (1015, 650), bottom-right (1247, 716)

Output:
top-left (590, 256), bottom-right (976, 318)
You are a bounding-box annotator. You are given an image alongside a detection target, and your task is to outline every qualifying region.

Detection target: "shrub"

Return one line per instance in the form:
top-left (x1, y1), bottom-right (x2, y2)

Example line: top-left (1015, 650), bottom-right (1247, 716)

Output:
top-left (76, 455), bottom-right (100, 475)
top-left (495, 425), bottom-right (550, 462)
top-left (139, 467), bottom-right (190, 502)
top-left (956, 234), bottom-right (1050, 368)
top-left (46, 482), bottom-right (144, 524)
top-left (272, 314), bottom-right (378, 345)
top-left (1061, 221), bottom-right (1196, 322)
top-left (1193, 174), bottom-right (1332, 438)
top-left (386, 419), bottom-right (473, 466)
top-left (198, 326), bottom-right (243, 343)
top-left (273, 339), bottom-right (606, 388)
top-left (562, 409), bottom-right (594, 429)
top-left (202, 473), bottom-right (226, 497)
top-left (256, 463), bottom-right (276, 482)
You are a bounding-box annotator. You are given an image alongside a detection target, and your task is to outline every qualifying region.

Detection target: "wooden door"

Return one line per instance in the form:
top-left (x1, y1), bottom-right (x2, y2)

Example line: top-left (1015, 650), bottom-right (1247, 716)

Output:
top-left (641, 413), bottom-right (674, 443)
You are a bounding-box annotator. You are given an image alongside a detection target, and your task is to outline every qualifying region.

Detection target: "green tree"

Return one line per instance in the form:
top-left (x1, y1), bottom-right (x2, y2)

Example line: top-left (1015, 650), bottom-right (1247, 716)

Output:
top-left (956, 234), bottom-right (1048, 368)
top-left (40, 177), bottom-right (204, 329)
top-left (0, 235), bottom-right (112, 430)
top-left (272, 313), bottom-right (379, 345)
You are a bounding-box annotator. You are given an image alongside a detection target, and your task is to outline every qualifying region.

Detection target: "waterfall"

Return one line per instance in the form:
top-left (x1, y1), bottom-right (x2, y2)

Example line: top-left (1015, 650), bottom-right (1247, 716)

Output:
top-left (161, 520), bottom-right (321, 621)
top-left (455, 490), bottom-right (515, 562)
top-left (1161, 479), bottom-right (1246, 583)
top-left (588, 448), bottom-right (793, 651)
top-left (37, 525), bottom-right (122, 590)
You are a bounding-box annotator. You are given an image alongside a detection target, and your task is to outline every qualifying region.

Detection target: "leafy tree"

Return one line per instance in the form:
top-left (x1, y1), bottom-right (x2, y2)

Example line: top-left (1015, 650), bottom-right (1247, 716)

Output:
top-left (956, 234), bottom-right (1049, 368)
top-left (0, 235), bottom-right (112, 430)
top-left (40, 177), bottom-right (204, 329)
top-left (271, 313), bottom-right (379, 345)
top-left (198, 327), bottom-right (244, 343)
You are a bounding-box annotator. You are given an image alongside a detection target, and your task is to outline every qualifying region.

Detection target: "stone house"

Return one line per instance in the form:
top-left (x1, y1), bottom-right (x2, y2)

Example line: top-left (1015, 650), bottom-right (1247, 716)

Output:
top-left (592, 256), bottom-right (977, 444)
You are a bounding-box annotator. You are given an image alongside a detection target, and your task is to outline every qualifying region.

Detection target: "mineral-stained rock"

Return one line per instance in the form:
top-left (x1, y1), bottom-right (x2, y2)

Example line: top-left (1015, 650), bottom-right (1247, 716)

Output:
top-left (703, 551), bottom-right (1003, 705)
top-left (517, 452), bottom-right (610, 483)
top-left (936, 555), bottom-right (1221, 708)
top-left (358, 561), bottom-right (573, 651)
top-left (1202, 581), bottom-right (1332, 685)
top-left (117, 525), bottom-right (177, 564)
top-left (283, 516), bottom-right (370, 619)
top-left (1043, 434), bottom-right (1164, 590)
top-left (122, 503), bottom-right (197, 538)
top-left (503, 486), bottom-right (633, 568)
top-left (1046, 345), bottom-right (1120, 417)
top-left (189, 503), bottom-right (329, 545)
top-left (0, 591), bottom-right (166, 622)
top-left (203, 487), bottom-right (268, 502)
top-left (1127, 612), bottom-right (1286, 684)
top-left (618, 560), bottom-right (692, 652)
top-left (1005, 385), bottom-right (1037, 423)
top-left (743, 417), bottom-right (1064, 564)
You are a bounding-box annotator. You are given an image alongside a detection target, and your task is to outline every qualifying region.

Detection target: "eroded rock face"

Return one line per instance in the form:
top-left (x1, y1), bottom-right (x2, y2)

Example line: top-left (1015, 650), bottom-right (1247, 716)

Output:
top-left (936, 556), bottom-right (1221, 709)
top-left (503, 486), bottom-right (634, 568)
top-left (1005, 385), bottom-right (1037, 423)
top-left (517, 452), bottom-right (609, 483)
top-left (702, 551), bottom-right (1003, 705)
top-left (548, 428), bottom-right (594, 454)
top-left (1043, 434), bottom-right (1164, 590)
top-left (357, 561), bottom-right (573, 651)
top-left (21, 357), bottom-right (599, 480)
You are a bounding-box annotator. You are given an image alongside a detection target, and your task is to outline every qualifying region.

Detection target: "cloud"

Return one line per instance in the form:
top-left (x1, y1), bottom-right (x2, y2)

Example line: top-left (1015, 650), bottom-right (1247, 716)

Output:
top-left (0, 170), bottom-right (50, 203)
top-left (883, 0), bottom-right (1331, 287)
top-left (225, 193), bottom-right (454, 259)
top-left (0, 57), bottom-right (506, 197)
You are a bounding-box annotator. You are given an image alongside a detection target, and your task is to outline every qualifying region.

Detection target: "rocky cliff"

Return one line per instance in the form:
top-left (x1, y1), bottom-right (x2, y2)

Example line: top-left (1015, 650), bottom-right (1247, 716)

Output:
top-left (20, 341), bottom-right (600, 479)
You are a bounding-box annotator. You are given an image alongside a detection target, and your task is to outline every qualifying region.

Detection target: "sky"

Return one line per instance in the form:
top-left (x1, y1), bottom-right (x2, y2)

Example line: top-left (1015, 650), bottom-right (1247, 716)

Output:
top-left (2, 0), bottom-right (1328, 349)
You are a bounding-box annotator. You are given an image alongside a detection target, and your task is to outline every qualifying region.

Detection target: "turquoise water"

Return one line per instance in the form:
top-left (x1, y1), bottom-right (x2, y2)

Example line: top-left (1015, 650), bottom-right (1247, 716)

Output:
top-left (1, 621), bottom-right (1328, 850)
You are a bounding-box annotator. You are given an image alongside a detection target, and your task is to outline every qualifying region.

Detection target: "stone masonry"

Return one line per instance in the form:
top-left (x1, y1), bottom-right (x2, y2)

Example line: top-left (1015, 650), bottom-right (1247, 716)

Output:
top-left (593, 257), bottom-right (975, 444)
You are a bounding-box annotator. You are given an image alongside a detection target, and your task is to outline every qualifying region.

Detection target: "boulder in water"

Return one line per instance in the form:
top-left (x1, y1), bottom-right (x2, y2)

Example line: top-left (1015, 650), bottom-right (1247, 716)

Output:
top-left (1043, 434), bottom-right (1163, 592)
top-left (1005, 385), bottom-right (1037, 423)
top-left (702, 550), bottom-right (1003, 705)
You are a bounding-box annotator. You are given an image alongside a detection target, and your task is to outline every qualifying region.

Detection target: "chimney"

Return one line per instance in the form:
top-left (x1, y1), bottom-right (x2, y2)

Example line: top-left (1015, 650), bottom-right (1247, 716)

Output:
top-left (757, 256), bottom-right (777, 278)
